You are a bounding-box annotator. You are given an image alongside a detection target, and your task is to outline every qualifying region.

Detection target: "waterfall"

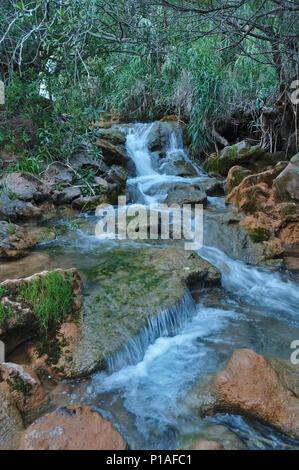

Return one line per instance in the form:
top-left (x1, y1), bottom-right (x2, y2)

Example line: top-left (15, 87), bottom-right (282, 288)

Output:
top-left (107, 289), bottom-right (197, 372)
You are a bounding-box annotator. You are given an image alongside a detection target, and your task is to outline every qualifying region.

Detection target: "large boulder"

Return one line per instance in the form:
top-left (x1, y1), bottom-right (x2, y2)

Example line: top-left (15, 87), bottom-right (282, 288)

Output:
top-left (0, 388), bottom-right (24, 450)
top-left (0, 221), bottom-right (37, 260)
top-left (0, 362), bottom-right (47, 413)
top-left (274, 153), bottom-right (299, 202)
top-left (64, 247), bottom-right (221, 377)
top-left (19, 405), bottom-right (127, 450)
top-left (192, 349), bottom-right (299, 441)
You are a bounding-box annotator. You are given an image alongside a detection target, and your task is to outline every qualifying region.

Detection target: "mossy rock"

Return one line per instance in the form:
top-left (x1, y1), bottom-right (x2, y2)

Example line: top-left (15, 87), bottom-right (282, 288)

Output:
top-left (65, 246), bottom-right (221, 377)
top-left (226, 166), bottom-right (252, 193)
top-left (0, 269), bottom-right (82, 356)
top-left (248, 227), bottom-right (270, 243)
top-left (205, 141), bottom-right (271, 176)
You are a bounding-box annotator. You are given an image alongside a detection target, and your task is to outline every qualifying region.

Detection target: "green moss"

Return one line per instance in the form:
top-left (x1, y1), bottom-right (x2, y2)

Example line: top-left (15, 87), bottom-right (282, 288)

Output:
top-left (248, 227), bottom-right (270, 243)
top-left (19, 272), bottom-right (73, 330)
top-left (6, 372), bottom-right (32, 405)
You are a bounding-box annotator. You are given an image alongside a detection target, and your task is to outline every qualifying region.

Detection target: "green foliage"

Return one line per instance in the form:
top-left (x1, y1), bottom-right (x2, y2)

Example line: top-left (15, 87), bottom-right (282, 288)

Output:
top-left (248, 227), bottom-right (270, 243)
top-left (19, 272), bottom-right (73, 329)
top-left (14, 156), bottom-right (44, 175)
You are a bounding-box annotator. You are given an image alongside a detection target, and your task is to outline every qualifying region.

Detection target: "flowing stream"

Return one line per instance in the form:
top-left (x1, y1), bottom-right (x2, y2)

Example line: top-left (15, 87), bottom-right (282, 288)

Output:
top-left (13, 123), bottom-right (299, 450)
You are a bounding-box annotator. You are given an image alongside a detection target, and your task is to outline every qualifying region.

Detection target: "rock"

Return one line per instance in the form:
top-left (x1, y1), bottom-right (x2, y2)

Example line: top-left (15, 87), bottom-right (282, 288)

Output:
top-left (52, 186), bottom-right (81, 205)
top-left (70, 153), bottom-right (110, 176)
top-left (0, 221), bottom-right (37, 259)
top-left (226, 166), bottom-right (252, 193)
top-left (0, 190), bottom-right (41, 221)
top-left (72, 194), bottom-right (109, 210)
top-left (0, 268), bottom-right (83, 363)
top-left (205, 210), bottom-right (284, 265)
top-left (0, 363), bottom-right (47, 413)
top-left (19, 405), bottom-right (127, 450)
top-left (43, 162), bottom-right (73, 188)
top-left (194, 349), bottom-right (299, 441)
top-left (165, 188), bottom-right (207, 206)
top-left (0, 172), bottom-right (49, 202)
top-left (66, 247), bottom-right (220, 377)
top-left (204, 180), bottom-right (225, 196)
top-left (0, 388), bottom-right (24, 450)
top-left (106, 165), bottom-right (127, 187)
top-left (205, 141), bottom-right (285, 176)
top-left (225, 162), bottom-right (298, 261)
top-left (189, 440), bottom-right (223, 450)
top-left (146, 121), bottom-right (184, 151)
top-left (274, 153), bottom-right (299, 202)
top-left (94, 176), bottom-right (109, 190)
top-left (159, 152), bottom-right (197, 177)
top-left (184, 423), bottom-right (246, 450)
top-left (96, 128), bottom-right (126, 145)
top-left (95, 138), bottom-right (129, 167)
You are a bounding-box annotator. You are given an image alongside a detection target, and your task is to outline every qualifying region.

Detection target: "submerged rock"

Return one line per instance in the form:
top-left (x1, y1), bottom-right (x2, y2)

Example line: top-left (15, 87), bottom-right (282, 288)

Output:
top-left (191, 349), bottom-right (299, 441)
top-left (0, 221), bottom-right (37, 260)
top-left (19, 405), bottom-right (127, 450)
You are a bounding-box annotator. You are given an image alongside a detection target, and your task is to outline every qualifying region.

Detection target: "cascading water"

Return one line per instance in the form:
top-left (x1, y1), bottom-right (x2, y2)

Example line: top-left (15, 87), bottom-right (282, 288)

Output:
top-left (87, 122), bottom-right (299, 450)
top-left (34, 122), bottom-right (299, 450)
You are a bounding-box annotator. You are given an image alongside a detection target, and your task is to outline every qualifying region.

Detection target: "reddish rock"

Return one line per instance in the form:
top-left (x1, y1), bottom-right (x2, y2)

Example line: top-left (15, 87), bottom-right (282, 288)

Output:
top-left (213, 349), bottom-right (299, 439)
top-left (0, 363), bottom-right (47, 413)
top-left (226, 166), bottom-right (252, 193)
top-left (19, 405), bottom-right (127, 450)
top-left (189, 440), bottom-right (223, 450)
top-left (226, 162), bottom-right (299, 261)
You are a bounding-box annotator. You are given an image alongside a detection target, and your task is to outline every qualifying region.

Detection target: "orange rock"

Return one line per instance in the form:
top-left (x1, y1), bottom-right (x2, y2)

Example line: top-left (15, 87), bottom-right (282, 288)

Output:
top-left (19, 405), bottom-right (127, 450)
top-left (0, 363), bottom-right (47, 413)
top-left (214, 349), bottom-right (299, 439)
top-left (189, 440), bottom-right (223, 450)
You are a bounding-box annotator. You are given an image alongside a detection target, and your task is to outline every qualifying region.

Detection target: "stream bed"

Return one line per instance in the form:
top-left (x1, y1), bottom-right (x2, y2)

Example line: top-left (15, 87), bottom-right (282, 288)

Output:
top-left (5, 123), bottom-right (299, 450)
